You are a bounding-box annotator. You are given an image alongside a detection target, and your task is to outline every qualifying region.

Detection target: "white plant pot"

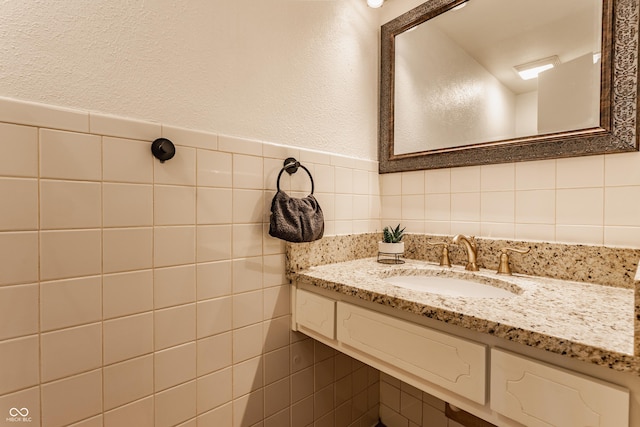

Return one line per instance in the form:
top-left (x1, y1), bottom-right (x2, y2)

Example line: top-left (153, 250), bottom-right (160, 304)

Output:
top-left (378, 241), bottom-right (404, 255)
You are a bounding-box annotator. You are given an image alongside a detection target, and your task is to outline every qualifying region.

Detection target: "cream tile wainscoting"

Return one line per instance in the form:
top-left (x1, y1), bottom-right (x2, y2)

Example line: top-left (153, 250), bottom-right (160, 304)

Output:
top-left (0, 96), bottom-right (381, 427)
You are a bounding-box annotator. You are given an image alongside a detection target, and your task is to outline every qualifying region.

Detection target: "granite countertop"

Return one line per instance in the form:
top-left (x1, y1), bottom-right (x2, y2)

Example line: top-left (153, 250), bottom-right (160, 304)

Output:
top-left (293, 257), bottom-right (638, 374)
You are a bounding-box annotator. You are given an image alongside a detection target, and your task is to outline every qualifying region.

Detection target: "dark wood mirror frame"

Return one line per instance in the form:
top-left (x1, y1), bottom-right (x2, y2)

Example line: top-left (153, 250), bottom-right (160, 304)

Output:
top-left (379, 0), bottom-right (639, 173)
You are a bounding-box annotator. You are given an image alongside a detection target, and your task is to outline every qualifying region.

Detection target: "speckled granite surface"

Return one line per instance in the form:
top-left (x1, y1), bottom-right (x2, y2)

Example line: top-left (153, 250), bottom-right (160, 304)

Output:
top-left (287, 233), bottom-right (640, 374)
top-left (288, 233), bottom-right (640, 289)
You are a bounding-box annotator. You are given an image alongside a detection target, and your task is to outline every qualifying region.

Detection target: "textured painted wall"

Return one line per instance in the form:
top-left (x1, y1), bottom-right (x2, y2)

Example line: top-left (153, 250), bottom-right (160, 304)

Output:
top-left (0, 0), bottom-right (379, 160)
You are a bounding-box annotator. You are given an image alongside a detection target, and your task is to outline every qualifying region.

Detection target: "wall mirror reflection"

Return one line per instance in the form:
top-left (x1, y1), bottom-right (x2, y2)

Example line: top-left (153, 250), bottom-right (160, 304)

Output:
top-left (379, 0), bottom-right (639, 173)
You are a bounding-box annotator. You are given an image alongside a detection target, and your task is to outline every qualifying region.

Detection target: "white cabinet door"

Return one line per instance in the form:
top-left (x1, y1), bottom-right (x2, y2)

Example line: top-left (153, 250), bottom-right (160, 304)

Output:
top-left (336, 302), bottom-right (486, 404)
top-left (295, 289), bottom-right (336, 339)
top-left (491, 349), bottom-right (629, 427)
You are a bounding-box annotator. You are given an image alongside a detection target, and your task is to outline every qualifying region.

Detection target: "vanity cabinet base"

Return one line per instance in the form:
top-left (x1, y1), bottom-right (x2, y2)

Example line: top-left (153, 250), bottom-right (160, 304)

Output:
top-left (336, 301), bottom-right (486, 405)
top-left (491, 349), bottom-right (629, 427)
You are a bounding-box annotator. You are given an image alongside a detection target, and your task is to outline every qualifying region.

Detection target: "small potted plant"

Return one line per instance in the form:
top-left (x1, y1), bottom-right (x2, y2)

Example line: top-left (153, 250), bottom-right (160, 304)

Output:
top-left (379, 224), bottom-right (405, 255)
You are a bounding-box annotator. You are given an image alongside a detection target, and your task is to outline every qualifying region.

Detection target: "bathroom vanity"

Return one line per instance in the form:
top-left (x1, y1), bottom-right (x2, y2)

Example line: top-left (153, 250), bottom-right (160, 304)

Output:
top-left (288, 234), bottom-right (640, 427)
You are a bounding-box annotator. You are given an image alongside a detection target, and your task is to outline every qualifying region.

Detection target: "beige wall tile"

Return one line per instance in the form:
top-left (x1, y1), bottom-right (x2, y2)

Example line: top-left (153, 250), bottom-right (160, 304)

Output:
top-left (233, 323), bottom-right (264, 364)
top-left (103, 137), bottom-right (153, 184)
top-left (401, 195), bottom-right (425, 221)
top-left (0, 232), bottom-right (38, 286)
top-left (103, 270), bottom-right (153, 319)
top-left (154, 185), bottom-right (196, 225)
top-left (0, 283), bottom-right (38, 340)
top-left (197, 332), bottom-right (232, 376)
top-left (481, 163), bottom-right (515, 192)
top-left (41, 323), bottom-right (102, 382)
top-left (197, 187), bottom-right (232, 224)
top-left (197, 297), bottom-right (232, 339)
top-left (39, 129), bottom-right (101, 180)
top-left (232, 257), bottom-right (263, 293)
top-left (219, 136), bottom-right (263, 157)
top-left (232, 356), bottom-right (263, 399)
top-left (0, 335), bottom-right (39, 395)
top-left (556, 188), bottom-right (604, 225)
top-left (263, 316), bottom-right (290, 353)
top-left (480, 191), bottom-right (515, 223)
top-left (41, 276), bottom-right (101, 332)
top-left (515, 190), bottom-right (555, 224)
top-left (40, 180), bottom-right (101, 229)
top-left (425, 194), bottom-right (450, 221)
top-left (263, 285), bottom-right (289, 320)
top-left (556, 224), bottom-right (604, 245)
top-left (103, 183), bottom-right (153, 227)
top-left (197, 402), bottom-right (233, 426)
top-left (104, 396), bottom-right (154, 427)
top-left (401, 171), bottom-right (425, 195)
top-left (197, 225), bottom-right (232, 262)
top-left (0, 178), bottom-right (38, 231)
top-left (450, 193), bottom-right (481, 222)
top-left (0, 123), bottom-right (38, 177)
top-left (233, 189), bottom-right (264, 224)
top-left (196, 261), bottom-right (232, 300)
top-left (197, 150), bottom-right (232, 187)
top-left (233, 154), bottom-right (264, 189)
top-left (425, 169), bottom-right (451, 194)
top-left (605, 151), bottom-right (640, 186)
top-left (40, 230), bottom-right (101, 281)
top-left (451, 166), bottom-right (480, 193)
top-left (90, 112), bottom-right (160, 141)
top-left (68, 415), bottom-right (103, 427)
top-left (154, 264), bottom-right (196, 309)
top-left (515, 159), bottom-right (556, 190)
top-left (103, 355), bottom-right (153, 410)
top-left (162, 124), bottom-right (217, 150)
top-left (233, 291), bottom-right (263, 329)
top-left (154, 304), bottom-right (196, 350)
top-left (154, 146), bottom-right (196, 186)
top-left (605, 226), bottom-right (640, 247)
top-left (41, 369), bottom-right (102, 427)
top-left (605, 186), bottom-right (640, 226)
top-left (232, 389), bottom-right (264, 427)
top-left (104, 312), bottom-right (153, 365)
top-left (103, 228), bottom-right (153, 273)
top-left (196, 367), bottom-right (232, 414)
top-left (154, 381), bottom-right (197, 427)
top-left (557, 155), bottom-right (604, 189)
top-left (0, 97), bottom-right (88, 132)
top-left (232, 224), bottom-right (263, 258)
top-left (154, 226), bottom-right (196, 267)
top-left (265, 378), bottom-right (290, 418)
top-left (264, 347), bottom-right (290, 386)
top-left (154, 342), bottom-right (196, 392)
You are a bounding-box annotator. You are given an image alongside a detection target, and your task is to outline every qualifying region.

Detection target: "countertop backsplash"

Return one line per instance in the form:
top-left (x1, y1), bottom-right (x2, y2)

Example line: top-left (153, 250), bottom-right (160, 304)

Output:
top-left (287, 233), bottom-right (640, 289)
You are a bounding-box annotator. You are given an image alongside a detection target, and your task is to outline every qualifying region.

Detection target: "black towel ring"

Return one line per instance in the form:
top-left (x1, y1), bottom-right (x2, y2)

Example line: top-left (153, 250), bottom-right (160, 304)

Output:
top-left (276, 157), bottom-right (314, 194)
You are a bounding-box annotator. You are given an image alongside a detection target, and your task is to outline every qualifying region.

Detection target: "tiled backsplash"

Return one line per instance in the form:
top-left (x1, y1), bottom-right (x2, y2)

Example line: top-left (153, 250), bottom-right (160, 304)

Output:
top-left (0, 96), bottom-right (381, 427)
top-left (381, 155), bottom-right (640, 248)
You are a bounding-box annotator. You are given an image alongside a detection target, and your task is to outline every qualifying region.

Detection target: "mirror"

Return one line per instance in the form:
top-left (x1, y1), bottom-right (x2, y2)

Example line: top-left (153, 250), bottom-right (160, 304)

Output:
top-left (379, 0), bottom-right (639, 173)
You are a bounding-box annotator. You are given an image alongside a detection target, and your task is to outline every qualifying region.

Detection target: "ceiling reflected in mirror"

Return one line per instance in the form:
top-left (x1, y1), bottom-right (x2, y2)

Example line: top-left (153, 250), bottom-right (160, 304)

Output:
top-left (394, 0), bottom-right (602, 155)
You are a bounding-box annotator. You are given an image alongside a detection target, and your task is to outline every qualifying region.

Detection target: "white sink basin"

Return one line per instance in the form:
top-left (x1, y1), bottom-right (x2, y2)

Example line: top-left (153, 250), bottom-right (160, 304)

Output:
top-left (383, 275), bottom-right (519, 298)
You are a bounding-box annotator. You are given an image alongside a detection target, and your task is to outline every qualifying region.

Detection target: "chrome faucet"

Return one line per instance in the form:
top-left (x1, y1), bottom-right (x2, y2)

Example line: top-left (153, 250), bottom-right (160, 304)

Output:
top-left (452, 234), bottom-right (479, 271)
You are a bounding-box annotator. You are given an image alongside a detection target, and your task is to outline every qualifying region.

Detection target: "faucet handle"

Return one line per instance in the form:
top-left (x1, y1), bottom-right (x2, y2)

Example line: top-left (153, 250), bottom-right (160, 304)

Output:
top-left (427, 241), bottom-right (451, 267)
top-left (496, 247), bottom-right (531, 275)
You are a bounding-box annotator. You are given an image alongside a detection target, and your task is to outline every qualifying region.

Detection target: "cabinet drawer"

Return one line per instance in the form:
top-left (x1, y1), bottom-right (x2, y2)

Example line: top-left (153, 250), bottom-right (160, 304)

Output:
top-left (336, 302), bottom-right (486, 404)
top-left (295, 289), bottom-right (336, 339)
top-left (491, 349), bottom-right (629, 427)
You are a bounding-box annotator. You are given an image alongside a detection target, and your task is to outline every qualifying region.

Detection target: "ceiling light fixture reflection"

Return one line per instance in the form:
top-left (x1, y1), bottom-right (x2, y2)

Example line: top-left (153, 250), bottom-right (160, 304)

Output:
top-left (367, 0), bottom-right (384, 8)
top-left (514, 55), bottom-right (561, 80)
top-left (452, 1), bottom-right (469, 11)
